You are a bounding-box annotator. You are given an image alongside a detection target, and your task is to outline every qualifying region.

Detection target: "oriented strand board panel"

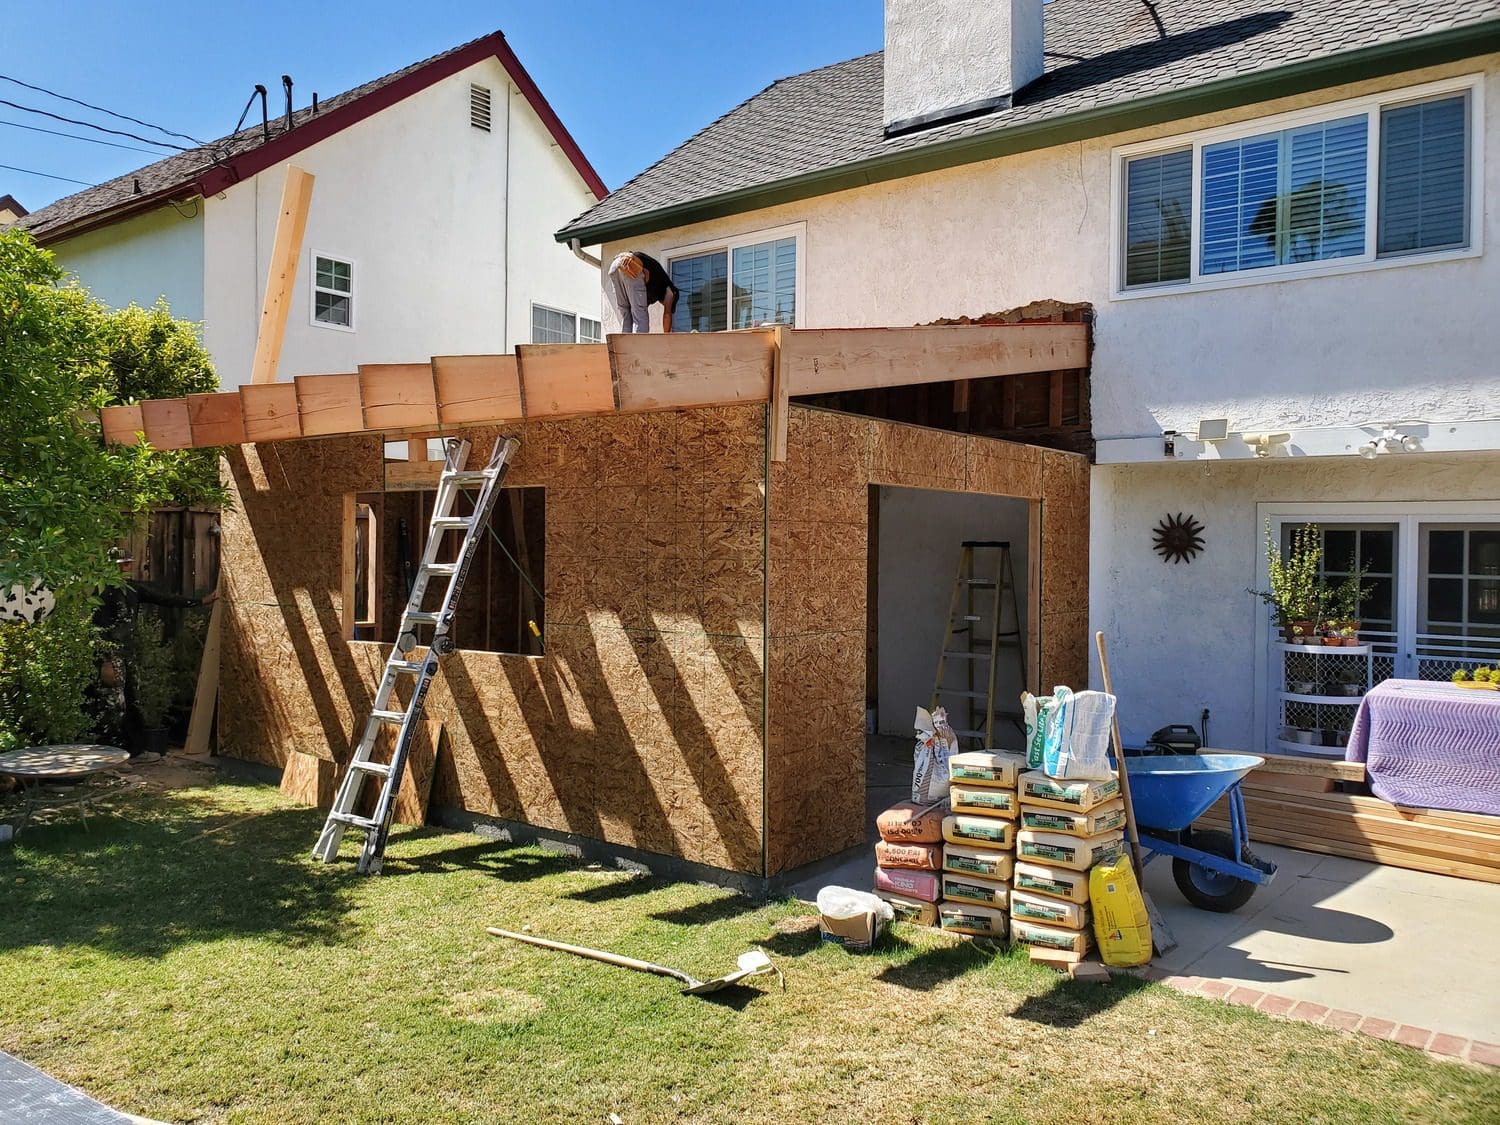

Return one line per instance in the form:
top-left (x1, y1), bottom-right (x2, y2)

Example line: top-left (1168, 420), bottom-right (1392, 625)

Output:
top-left (434, 355), bottom-right (522, 425)
top-left (517, 344), bottom-right (614, 418)
top-left (611, 331), bottom-right (773, 411)
top-left (359, 363), bottom-right (439, 430)
top-left (783, 324), bottom-right (1088, 396)
top-left (296, 373), bottom-right (365, 436)
top-left (385, 461), bottom-right (446, 490)
top-left (101, 404), bottom-right (145, 446)
top-left (362, 720), bottom-right (444, 826)
top-left (186, 391), bottom-right (247, 446)
top-left (281, 750), bottom-right (336, 807)
top-left (140, 397), bottom-right (194, 450)
top-left (240, 382), bottom-right (301, 442)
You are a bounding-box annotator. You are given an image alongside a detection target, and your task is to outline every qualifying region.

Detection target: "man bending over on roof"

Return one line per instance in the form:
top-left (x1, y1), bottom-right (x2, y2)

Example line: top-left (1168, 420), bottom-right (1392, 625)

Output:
top-left (607, 251), bottom-right (678, 333)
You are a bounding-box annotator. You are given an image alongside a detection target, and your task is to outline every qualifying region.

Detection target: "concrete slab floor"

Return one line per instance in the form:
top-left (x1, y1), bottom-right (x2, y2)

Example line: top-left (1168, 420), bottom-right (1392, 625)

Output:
top-left (1142, 842), bottom-right (1500, 1044)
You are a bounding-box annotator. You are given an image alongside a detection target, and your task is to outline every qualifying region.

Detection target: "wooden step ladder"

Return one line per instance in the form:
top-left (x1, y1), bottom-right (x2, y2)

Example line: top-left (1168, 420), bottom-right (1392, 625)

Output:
top-left (313, 435), bottom-right (518, 874)
top-left (930, 540), bottom-right (1026, 749)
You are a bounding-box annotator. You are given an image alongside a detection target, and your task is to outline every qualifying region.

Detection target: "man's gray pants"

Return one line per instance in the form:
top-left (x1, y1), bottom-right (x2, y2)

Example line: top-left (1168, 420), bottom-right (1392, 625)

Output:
top-left (608, 253), bottom-right (650, 333)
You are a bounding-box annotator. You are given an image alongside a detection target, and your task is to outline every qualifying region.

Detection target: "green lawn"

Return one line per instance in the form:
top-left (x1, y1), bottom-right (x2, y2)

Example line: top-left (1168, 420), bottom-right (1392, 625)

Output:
top-left (0, 778), bottom-right (1493, 1124)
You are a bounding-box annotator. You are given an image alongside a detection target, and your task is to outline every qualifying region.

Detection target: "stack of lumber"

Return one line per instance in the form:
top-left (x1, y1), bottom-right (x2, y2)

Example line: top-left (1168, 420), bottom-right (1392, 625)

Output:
top-left (1199, 753), bottom-right (1500, 884)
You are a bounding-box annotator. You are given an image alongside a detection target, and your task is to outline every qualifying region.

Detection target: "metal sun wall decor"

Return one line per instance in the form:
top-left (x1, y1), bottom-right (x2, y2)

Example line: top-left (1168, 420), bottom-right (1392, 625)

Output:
top-left (1153, 512), bottom-right (1206, 564)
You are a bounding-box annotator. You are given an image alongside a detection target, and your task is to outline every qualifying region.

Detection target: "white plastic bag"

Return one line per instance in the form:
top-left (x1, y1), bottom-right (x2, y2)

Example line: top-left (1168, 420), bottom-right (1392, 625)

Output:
top-left (816, 886), bottom-right (894, 922)
top-left (912, 706), bottom-right (959, 803)
top-left (1042, 689), bottom-right (1116, 780)
top-left (1023, 690), bottom-right (1062, 769)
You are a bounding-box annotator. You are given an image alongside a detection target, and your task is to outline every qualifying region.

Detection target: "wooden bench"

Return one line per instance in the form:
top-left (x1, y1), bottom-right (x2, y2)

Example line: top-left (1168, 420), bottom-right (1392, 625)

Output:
top-left (1197, 751), bottom-right (1499, 884)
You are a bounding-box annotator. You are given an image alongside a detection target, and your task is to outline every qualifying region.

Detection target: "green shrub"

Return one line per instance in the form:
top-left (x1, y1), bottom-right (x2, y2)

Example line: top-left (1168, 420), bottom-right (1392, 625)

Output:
top-left (0, 594), bottom-right (101, 752)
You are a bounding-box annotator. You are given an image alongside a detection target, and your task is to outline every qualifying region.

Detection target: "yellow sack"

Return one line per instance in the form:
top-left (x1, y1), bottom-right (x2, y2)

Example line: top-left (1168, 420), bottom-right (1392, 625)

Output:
top-left (1090, 854), bottom-right (1152, 968)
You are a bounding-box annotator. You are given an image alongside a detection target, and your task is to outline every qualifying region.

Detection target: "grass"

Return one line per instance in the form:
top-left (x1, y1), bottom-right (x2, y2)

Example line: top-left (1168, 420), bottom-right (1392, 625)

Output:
top-left (0, 778), bottom-right (1494, 1124)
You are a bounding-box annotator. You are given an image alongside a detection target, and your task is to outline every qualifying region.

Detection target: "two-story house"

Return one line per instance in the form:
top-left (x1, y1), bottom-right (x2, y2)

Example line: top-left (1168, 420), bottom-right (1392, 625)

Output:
top-left (557, 0), bottom-right (1500, 757)
top-left (22, 30), bottom-right (608, 388)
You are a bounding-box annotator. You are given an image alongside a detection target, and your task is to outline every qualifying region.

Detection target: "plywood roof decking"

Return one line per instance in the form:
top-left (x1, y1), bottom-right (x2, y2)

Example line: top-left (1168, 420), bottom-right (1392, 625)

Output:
top-left (99, 323), bottom-right (1088, 454)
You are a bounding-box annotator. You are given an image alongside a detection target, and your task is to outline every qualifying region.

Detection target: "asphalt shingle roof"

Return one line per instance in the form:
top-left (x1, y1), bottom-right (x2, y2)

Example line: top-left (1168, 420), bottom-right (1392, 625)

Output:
top-left (559, 0), bottom-right (1500, 240)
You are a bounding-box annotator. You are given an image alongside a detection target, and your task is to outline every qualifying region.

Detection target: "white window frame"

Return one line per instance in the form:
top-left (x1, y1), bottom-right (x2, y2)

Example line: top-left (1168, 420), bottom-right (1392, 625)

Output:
top-left (1253, 500), bottom-right (1500, 754)
top-left (530, 302), bottom-right (579, 344)
top-left (1111, 74), bottom-right (1484, 300)
top-left (309, 250), bottom-right (356, 332)
top-left (660, 221), bottom-right (807, 330)
top-left (579, 316), bottom-right (602, 343)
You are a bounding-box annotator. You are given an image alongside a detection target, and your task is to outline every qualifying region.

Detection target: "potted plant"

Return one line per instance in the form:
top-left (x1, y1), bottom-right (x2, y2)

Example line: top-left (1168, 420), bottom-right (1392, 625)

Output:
top-left (1326, 560), bottom-right (1373, 644)
top-left (1251, 522), bottom-right (1324, 641)
top-left (1328, 668), bottom-right (1364, 697)
top-left (1283, 725), bottom-right (1319, 745)
top-left (128, 613), bottom-right (178, 755)
top-left (1323, 708), bottom-right (1354, 749)
top-left (1454, 666), bottom-right (1499, 691)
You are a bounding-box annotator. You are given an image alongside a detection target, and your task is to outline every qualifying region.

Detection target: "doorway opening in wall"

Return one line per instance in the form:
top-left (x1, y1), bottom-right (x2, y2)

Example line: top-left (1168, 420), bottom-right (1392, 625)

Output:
top-left (345, 487), bottom-right (545, 656)
top-left (1258, 503), bottom-right (1500, 755)
top-left (864, 484), bottom-right (1034, 834)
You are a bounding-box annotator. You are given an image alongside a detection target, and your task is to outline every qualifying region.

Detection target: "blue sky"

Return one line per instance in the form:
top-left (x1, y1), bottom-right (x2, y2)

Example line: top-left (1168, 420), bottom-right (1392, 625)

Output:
top-left (1, 1), bottom-right (881, 211)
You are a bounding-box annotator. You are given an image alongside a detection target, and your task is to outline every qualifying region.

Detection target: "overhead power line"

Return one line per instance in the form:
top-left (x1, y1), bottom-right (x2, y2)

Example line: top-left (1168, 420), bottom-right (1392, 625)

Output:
top-left (0, 117), bottom-right (164, 155)
top-left (0, 162), bottom-right (94, 187)
top-left (0, 72), bottom-right (206, 146)
top-left (0, 97), bottom-right (186, 151)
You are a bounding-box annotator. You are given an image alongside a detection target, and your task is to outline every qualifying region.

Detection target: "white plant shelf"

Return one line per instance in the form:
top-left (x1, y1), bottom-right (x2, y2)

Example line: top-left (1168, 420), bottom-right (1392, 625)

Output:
top-left (1274, 643), bottom-right (1373, 656)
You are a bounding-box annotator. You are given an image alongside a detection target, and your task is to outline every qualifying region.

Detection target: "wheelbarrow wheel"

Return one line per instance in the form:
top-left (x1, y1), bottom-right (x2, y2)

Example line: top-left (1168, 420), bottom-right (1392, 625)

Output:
top-left (1172, 829), bottom-right (1259, 913)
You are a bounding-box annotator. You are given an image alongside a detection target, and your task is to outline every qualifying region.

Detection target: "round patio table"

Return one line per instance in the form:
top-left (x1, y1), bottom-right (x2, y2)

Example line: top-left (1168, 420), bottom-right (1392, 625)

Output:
top-left (0, 744), bottom-right (129, 837)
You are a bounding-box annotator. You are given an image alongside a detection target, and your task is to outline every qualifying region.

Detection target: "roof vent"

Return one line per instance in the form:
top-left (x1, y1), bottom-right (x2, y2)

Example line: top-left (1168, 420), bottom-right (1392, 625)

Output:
top-left (469, 84), bottom-right (492, 132)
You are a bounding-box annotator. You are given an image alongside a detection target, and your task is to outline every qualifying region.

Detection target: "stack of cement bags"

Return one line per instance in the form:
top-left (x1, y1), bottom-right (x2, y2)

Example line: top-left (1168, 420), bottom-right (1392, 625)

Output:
top-left (873, 798), bottom-right (945, 925)
top-left (934, 751), bottom-right (1027, 939)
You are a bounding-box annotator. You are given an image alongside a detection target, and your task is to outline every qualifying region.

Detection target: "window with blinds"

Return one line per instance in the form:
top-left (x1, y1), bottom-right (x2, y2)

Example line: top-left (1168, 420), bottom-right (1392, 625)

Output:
top-left (731, 237), bottom-right (797, 328)
top-left (1379, 94), bottom-right (1469, 256)
top-left (579, 317), bottom-right (602, 343)
top-left (1118, 81), bottom-right (1475, 292)
top-left (531, 304), bottom-right (577, 344)
top-left (670, 250), bottom-right (729, 332)
top-left (669, 229), bottom-right (800, 333)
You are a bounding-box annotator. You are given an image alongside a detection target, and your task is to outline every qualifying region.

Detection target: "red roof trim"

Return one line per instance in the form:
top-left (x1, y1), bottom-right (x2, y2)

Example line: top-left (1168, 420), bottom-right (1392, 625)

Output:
top-left (197, 32), bottom-right (606, 200)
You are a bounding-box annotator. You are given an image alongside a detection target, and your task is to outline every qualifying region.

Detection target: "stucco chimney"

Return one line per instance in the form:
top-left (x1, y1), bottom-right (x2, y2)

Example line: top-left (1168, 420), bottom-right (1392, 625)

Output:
top-left (883, 0), bottom-right (1044, 136)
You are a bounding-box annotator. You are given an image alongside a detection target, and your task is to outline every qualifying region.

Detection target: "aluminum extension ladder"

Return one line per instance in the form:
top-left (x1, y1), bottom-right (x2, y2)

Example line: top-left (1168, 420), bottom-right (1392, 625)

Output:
top-left (930, 540), bottom-right (1027, 749)
top-left (314, 435), bottom-right (518, 874)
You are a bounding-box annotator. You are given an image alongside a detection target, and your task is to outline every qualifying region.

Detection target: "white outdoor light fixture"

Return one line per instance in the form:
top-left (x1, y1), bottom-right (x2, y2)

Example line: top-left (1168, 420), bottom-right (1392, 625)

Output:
top-left (1243, 432), bottom-right (1291, 458)
top-left (1194, 418), bottom-right (1231, 443)
top-left (1358, 426), bottom-right (1421, 459)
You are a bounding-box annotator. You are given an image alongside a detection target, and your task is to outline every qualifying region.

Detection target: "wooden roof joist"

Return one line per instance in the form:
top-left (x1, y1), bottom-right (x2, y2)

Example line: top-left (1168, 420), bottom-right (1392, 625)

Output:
top-left (99, 322), bottom-right (1088, 460)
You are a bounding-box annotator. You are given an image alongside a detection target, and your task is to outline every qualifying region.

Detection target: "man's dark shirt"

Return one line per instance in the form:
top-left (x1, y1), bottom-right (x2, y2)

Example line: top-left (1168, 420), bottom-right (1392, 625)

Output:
top-left (633, 252), bottom-right (679, 305)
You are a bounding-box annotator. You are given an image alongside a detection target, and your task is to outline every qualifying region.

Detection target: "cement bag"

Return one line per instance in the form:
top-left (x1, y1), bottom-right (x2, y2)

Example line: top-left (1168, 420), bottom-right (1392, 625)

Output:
top-left (1016, 828), bottom-right (1125, 872)
top-left (1043, 690), bottom-right (1117, 781)
top-left (874, 840), bottom-right (941, 871)
top-left (874, 866), bottom-right (941, 903)
top-left (1020, 799), bottom-right (1127, 838)
top-left (1013, 860), bottom-right (1090, 904)
top-left (1091, 855), bottom-right (1152, 968)
top-left (912, 706), bottom-right (959, 803)
top-left (942, 813), bottom-right (1016, 849)
top-left (943, 843), bottom-right (1014, 881)
top-left (1022, 691), bottom-right (1061, 769)
top-left (941, 871), bottom-right (1009, 909)
top-left (1010, 887), bottom-right (1091, 930)
top-left (948, 750), bottom-right (1027, 789)
top-left (1012, 917), bottom-right (1093, 957)
top-left (938, 901), bottom-right (1007, 938)
top-left (1019, 770), bottom-right (1120, 813)
top-left (876, 798), bottom-right (947, 844)
top-left (876, 890), bottom-right (939, 927)
top-left (949, 783), bottom-right (1019, 818)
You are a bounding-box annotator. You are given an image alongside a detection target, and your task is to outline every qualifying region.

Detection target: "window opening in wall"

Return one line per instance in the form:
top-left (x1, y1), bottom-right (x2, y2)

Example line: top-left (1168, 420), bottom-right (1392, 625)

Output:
top-left (470, 83), bottom-right (493, 131)
top-left (345, 486), bottom-right (545, 656)
top-left (312, 253), bottom-right (354, 328)
top-left (531, 304), bottom-right (578, 344)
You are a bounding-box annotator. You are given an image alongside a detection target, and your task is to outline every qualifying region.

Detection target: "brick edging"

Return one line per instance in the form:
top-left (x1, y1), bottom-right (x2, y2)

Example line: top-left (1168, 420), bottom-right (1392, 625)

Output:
top-left (1127, 966), bottom-right (1497, 1068)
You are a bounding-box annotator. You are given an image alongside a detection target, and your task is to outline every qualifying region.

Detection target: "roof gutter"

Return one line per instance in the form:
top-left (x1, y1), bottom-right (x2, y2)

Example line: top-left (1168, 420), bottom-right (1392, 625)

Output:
top-left (556, 19), bottom-right (1500, 245)
top-left (30, 187), bottom-right (204, 247)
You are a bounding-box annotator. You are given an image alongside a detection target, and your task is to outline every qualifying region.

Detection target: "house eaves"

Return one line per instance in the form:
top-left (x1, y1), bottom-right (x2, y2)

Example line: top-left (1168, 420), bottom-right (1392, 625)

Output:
top-left (555, 18), bottom-right (1500, 246)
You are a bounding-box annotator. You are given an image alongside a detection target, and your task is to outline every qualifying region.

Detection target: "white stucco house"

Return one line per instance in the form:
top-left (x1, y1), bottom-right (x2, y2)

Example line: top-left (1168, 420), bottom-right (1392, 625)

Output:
top-left (22, 31), bottom-right (607, 388)
top-left (557, 0), bottom-right (1500, 753)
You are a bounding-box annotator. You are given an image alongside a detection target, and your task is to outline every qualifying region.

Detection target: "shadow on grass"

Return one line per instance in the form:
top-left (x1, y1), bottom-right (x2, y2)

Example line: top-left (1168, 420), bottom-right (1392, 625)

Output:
top-left (564, 873), bottom-right (668, 905)
top-left (649, 891), bottom-right (762, 928)
top-left (1009, 967), bottom-right (1151, 1028)
top-left (755, 923), bottom-right (824, 958)
top-left (386, 837), bottom-right (574, 883)
top-left (0, 789), bottom-right (354, 959)
top-left (875, 937), bottom-right (993, 991)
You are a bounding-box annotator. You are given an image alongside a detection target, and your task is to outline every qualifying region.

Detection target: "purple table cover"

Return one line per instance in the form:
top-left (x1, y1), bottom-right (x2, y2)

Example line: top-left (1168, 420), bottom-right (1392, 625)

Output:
top-left (1345, 679), bottom-right (1500, 815)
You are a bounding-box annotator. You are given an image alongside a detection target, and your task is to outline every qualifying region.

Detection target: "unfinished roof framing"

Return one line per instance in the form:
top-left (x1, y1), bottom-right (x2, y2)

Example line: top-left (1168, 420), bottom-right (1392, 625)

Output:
top-left (98, 323), bottom-right (1089, 461)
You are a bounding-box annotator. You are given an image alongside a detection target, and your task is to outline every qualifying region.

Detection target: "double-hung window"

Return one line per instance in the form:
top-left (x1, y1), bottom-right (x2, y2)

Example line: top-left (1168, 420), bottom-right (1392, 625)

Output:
top-left (312, 253), bottom-right (354, 329)
top-left (666, 225), bottom-right (802, 332)
top-left (531, 304), bottom-right (578, 344)
top-left (1118, 78), bottom-right (1478, 293)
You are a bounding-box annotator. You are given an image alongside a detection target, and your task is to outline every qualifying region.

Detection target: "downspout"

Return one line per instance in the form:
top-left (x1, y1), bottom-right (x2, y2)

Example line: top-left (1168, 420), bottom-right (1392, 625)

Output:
top-left (501, 85), bottom-right (512, 350)
top-left (568, 238), bottom-right (601, 269)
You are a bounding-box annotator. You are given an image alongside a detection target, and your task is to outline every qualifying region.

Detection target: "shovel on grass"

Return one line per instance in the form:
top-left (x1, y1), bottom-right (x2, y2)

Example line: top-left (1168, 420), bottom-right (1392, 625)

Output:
top-left (487, 928), bottom-right (784, 996)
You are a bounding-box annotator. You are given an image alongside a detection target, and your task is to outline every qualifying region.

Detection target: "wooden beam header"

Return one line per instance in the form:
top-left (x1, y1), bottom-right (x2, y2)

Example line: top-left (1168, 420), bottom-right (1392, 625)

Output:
top-left (99, 322), bottom-right (1089, 459)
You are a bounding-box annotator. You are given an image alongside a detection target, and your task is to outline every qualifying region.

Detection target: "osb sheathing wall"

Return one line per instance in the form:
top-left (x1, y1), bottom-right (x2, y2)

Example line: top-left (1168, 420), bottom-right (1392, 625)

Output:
top-left (764, 408), bottom-right (1089, 874)
top-left (220, 407), bottom-right (768, 873)
top-left (219, 402), bottom-right (1087, 878)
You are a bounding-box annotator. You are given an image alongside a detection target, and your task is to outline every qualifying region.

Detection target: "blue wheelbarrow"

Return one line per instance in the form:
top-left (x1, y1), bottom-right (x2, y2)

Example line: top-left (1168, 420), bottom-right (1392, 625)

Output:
top-left (1125, 754), bottom-right (1278, 912)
